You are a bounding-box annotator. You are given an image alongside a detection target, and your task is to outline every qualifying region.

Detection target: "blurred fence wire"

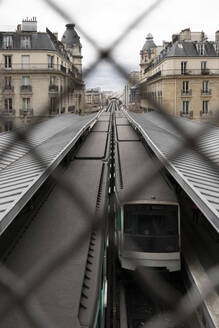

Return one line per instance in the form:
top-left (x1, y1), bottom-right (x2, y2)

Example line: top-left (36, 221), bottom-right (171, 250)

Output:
top-left (0, 0), bottom-right (219, 327)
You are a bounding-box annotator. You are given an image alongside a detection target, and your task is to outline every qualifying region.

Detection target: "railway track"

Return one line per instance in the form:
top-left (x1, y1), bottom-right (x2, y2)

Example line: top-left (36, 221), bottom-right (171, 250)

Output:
top-left (0, 101), bottom-right (218, 328)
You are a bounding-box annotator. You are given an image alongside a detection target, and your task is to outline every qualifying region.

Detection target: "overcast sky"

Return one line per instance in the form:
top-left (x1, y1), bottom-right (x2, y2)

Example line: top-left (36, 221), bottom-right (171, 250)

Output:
top-left (1, 0), bottom-right (219, 91)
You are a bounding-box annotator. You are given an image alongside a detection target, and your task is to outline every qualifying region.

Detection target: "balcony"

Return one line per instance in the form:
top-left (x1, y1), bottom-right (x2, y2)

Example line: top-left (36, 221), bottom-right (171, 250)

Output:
top-left (19, 108), bottom-right (33, 116)
top-left (49, 85), bottom-right (58, 92)
top-left (49, 109), bottom-right (59, 116)
top-left (200, 110), bottom-right (212, 119)
top-left (3, 85), bottom-right (14, 93)
top-left (181, 89), bottom-right (192, 96)
top-left (60, 65), bottom-right (66, 73)
top-left (68, 106), bottom-right (75, 113)
top-left (201, 68), bottom-right (210, 75)
top-left (180, 111), bottom-right (193, 119)
top-left (20, 85), bottom-right (32, 93)
top-left (181, 69), bottom-right (189, 75)
top-left (0, 109), bottom-right (16, 117)
top-left (201, 89), bottom-right (211, 96)
top-left (0, 64), bottom-right (82, 80)
top-left (147, 70), bottom-right (161, 82)
top-left (68, 70), bottom-right (74, 78)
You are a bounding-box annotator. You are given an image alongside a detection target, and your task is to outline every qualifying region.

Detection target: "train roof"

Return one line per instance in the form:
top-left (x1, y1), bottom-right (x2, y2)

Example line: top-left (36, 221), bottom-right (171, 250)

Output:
top-left (115, 141), bottom-right (178, 204)
top-left (2, 158), bottom-right (108, 327)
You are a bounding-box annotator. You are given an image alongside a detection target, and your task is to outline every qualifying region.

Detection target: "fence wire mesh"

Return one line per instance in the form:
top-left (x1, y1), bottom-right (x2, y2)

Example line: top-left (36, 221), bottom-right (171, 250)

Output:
top-left (0, 0), bottom-right (219, 327)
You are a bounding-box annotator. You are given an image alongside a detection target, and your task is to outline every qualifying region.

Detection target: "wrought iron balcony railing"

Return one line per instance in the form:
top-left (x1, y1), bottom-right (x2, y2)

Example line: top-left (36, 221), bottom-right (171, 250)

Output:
top-left (201, 89), bottom-right (212, 95)
top-left (60, 65), bottom-right (66, 73)
top-left (68, 106), bottom-right (75, 113)
top-left (200, 110), bottom-right (212, 118)
top-left (3, 85), bottom-right (14, 93)
top-left (181, 89), bottom-right (192, 96)
top-left (180, 111), bottom-right (193, 118)
top-left (0, 109), bottom-right (16, 116)
top-left (141, 69), bottom-right (219, 82)
top-left (49, 109), bottom-right (59, 115)
top-left (20, 85), bottom-right (32, 92)
top-left (49, 85), bottom-right (58, 92)
top-left (19, 108), bottom-right (33, 116)
top-left (0, 64), bottom-right (78, 79)
top-left (201, 68), bottom-right (210, 75)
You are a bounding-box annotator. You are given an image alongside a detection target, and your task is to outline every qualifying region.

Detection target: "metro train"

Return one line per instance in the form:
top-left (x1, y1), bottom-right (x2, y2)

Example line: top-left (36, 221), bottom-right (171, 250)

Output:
top-left (114, 112), bottom-right (181, 272)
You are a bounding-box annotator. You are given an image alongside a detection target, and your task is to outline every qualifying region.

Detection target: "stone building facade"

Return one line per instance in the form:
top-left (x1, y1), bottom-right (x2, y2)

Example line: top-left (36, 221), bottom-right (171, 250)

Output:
top-left (85, 88), bottom-right (102, 112)
top-left (0, 18), bottom-right (84, 132)
top-left (123, 71), bottom-right (140, 109)
top-left (139, 28), bottom-right (219, 120)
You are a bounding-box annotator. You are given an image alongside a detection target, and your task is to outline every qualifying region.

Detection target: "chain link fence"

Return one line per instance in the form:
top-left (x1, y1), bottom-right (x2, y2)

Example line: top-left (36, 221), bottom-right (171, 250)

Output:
top-left (0, 0), bottom-right (219, 327)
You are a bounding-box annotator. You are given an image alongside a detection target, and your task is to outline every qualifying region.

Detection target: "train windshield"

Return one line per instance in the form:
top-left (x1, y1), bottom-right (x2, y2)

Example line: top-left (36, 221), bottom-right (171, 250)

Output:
top-left (123, 204), bottom-right (179, 252)
top-left (124, 204), bottom-right (178, 236)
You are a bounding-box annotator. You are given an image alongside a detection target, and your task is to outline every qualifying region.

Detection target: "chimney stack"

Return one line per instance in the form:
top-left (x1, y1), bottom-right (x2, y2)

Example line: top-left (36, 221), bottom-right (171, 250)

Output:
top-left (21, 17), bottom-right (37, 32)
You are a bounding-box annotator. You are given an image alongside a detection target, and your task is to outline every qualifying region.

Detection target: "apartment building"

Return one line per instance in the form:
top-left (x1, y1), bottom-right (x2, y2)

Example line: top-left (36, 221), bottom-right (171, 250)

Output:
top-left (0, 18), bottom-right (84, 132)
top-left (123, 71), bottom-right (140, 109)
top-left (138, 28), bottom-right (219, 120)
top-left (85, 88), bottom-right (103, 112)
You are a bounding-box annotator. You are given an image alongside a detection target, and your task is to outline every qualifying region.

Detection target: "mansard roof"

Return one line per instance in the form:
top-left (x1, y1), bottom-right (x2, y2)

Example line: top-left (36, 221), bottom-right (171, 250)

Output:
top-left (61, 24), bottom-right (81, 49)
top-left (142, 33), bottom-right (156, 51)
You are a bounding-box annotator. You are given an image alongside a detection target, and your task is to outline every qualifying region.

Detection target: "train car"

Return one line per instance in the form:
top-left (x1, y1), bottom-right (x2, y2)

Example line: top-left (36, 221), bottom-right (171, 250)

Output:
top-left (114, 113), bottom-right (181, 272)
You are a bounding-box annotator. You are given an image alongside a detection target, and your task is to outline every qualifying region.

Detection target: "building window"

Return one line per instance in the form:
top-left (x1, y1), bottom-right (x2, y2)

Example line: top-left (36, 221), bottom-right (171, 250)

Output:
top-left (21, 36), bottom-right (31, 49)
top-left (197, 43), bottom-right (205, 55)
top-left (182, 81), bottom-right (189, 93)
top-left (22, 55), bottom-right (30, 69)
top-left (88, 95), bottom-right (92, 104)
top-left (202, 80), bottom-right (209, 93)
top-left (22, 76), bottom-right (30, 86)
top-left (50, 97), bottom-right (57, 113)
top-left (48, 55), bottom-right (54, 69)
top-left (181, 61), bottom-right (187, 74)
top-left (3, 35), bottom-right (13, 49)
top-left (214, 44), bottom-right (219, 55)
top-left (4, 55), bottom-right (12, 68)
top-left (5, 76), bottom-right (12, 89)
top-left (23, 98), bottom-right (31, 110)
top-left (182, 101), bottom-right (189, 114)
top-left (202, 101), bottom-right (209, 113)
top-left (201, 61), bottom-right (207, 70)
top-left (50, 76), bottom-right (56, 85)
top-left (4, 98), bottom-right (12, 110)
top-left (4, 121), bottom-right (13, 131)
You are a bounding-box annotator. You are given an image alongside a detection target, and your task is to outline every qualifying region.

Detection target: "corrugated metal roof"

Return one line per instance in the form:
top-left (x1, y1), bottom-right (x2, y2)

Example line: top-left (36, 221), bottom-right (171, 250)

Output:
top-left (0, 113), bottom-right (99, 233)
top-left (125, 111), bottom-right (219, 232)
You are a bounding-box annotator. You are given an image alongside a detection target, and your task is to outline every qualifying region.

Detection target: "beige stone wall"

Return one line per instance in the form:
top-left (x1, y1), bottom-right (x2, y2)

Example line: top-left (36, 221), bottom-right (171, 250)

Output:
top-left (0, 50), bottom-right (84, 131)
top-left (140, 74), bottom-right (219, 120)
top-left (139, 55), bottom-right (219, 121)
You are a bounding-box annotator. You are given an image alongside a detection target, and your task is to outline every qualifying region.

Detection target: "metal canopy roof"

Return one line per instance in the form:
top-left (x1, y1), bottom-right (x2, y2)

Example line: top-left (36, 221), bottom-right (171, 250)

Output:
top-left (0, 113), bottom-right (99, 234)
top-left (125, 111), bottom-right (219, 232)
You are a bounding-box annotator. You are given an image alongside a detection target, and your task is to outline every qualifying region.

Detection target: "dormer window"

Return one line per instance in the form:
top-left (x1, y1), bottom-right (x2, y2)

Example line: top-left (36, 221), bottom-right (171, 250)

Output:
top-left (21, 36), bottom-right (31, 49)
top-left (197, 43), bottom-right (205, 55)
top-left (3, 36), bottom-right (13, 49)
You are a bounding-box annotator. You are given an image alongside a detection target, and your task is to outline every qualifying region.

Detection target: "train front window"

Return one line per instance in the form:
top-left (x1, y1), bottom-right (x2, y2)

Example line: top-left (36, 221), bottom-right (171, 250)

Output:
top-left (124, 204), bottom-right (178, 236)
